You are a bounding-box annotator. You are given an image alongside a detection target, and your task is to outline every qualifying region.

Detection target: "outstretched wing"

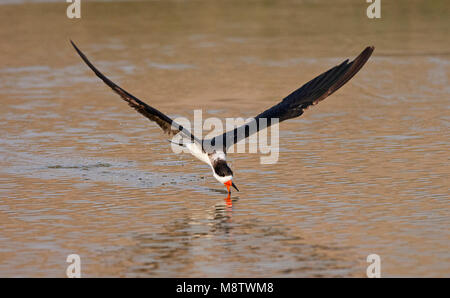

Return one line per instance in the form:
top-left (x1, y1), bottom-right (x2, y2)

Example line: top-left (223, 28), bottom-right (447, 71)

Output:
top-left (71, 41), bottom-right (201, 145)
top-left (207, 46), bottom-right (374, 152)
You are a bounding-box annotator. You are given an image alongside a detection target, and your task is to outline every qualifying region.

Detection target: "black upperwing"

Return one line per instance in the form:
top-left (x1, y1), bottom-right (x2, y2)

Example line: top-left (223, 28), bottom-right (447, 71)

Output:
top-left (207, 46), bottom-right (374, 152)
top-left (71, 41), bottom-right (202, 145)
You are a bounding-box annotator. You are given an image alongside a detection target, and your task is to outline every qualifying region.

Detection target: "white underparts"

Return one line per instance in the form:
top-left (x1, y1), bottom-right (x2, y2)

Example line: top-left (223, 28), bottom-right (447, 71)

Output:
top-left (210, 151), bottom-right (226, 162)
top-left (186, 143), bottom-right (211, 165)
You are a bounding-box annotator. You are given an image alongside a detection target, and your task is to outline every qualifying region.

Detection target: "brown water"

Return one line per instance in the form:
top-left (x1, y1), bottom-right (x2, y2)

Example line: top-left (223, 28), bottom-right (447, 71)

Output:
top-left (0, 0), bottom-right (449, 277)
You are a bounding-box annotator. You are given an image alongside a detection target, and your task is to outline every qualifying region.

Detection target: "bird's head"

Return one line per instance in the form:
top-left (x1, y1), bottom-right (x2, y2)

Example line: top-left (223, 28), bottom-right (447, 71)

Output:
top-left (212, 159), bottom-right (239, 193)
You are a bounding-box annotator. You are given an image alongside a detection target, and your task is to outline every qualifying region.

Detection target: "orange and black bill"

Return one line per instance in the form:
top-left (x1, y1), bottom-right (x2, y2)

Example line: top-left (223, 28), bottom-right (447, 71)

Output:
top-left (224, 180), bottom-right (239, 193)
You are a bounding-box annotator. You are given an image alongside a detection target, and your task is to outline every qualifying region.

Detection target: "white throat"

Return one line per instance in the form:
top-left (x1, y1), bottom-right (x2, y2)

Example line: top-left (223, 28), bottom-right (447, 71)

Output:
top-left (213, 173), bottom-right (232, 184)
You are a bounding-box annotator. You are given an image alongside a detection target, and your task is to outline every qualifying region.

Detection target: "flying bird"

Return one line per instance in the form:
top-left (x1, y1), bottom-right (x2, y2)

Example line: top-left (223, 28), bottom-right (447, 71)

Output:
top-left (71, 41), bottom-right (374, 194)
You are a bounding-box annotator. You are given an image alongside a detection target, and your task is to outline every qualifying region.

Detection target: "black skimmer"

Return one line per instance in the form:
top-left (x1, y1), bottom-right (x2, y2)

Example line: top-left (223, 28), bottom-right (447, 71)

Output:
top-left (71, 41), bottom-right (374, 194)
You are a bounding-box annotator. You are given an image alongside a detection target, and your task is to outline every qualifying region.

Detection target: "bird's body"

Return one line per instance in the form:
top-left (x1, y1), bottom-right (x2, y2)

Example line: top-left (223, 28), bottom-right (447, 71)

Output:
top-left (186, 142), bottom-right (211, 166)
top-left (71, 41), bottom-right (374, 193)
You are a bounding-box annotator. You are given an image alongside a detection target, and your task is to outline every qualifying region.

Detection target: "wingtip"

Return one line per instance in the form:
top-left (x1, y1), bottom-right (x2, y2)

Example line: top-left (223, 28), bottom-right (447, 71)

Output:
top-left (70, 39), bottom-right (77, 49)
top-left (355, 46), bottom-right (375, 62)
top-left (366, 45), bottom-right (375, 54)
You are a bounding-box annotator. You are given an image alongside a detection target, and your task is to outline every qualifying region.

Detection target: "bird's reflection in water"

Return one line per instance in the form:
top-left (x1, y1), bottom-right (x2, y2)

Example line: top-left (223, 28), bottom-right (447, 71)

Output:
top-left (122, 192), bottom-right (240, 276)
top-left (121, 192), bottom-right (357, 277)
top-left (207, 188), bottom-right (237, 207)
top-left (225, 193), bottom-right (232, 207)
top-left (210, 192), bottom-right (239, 234)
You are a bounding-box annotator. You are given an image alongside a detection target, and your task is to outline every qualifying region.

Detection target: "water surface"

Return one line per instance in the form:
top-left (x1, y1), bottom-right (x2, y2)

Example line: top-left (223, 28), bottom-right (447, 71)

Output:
top-left (0, 0), bottom-right (449, 277)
